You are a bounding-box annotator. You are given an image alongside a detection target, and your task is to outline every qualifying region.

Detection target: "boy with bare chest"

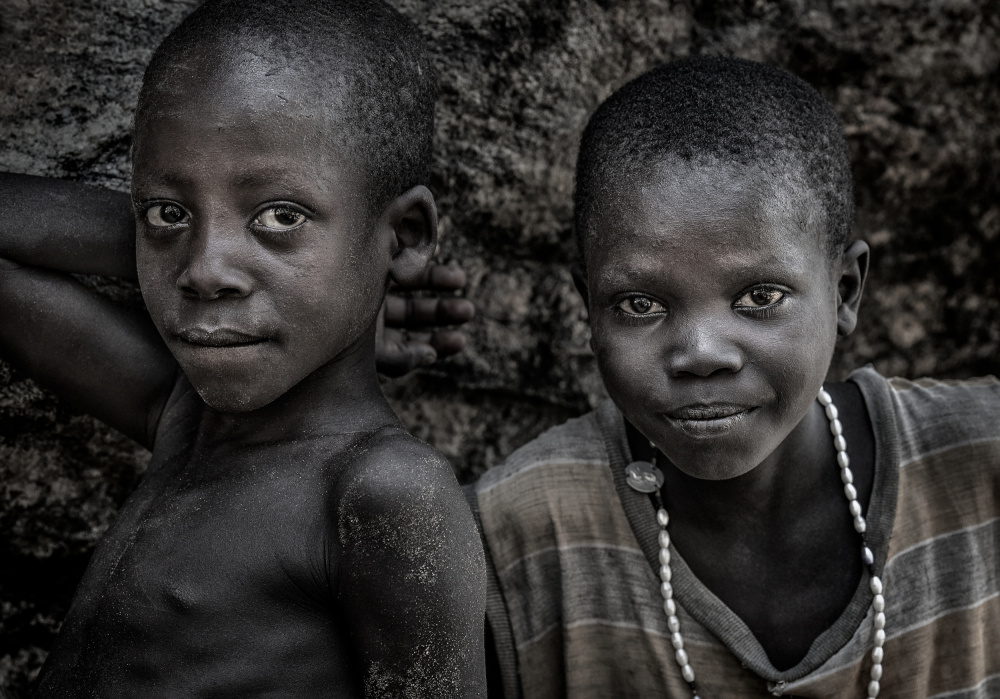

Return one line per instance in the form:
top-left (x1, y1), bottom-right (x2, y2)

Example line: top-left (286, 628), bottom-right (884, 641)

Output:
top-left (0, 0), bottom-right (485, 696)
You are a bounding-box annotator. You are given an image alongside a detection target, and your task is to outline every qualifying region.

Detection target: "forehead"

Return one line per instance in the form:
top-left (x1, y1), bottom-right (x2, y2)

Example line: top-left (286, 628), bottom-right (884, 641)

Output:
top-left (586, 161), bottom-right (831, 286)
top-left (132, 51), bottom-right (362, 200)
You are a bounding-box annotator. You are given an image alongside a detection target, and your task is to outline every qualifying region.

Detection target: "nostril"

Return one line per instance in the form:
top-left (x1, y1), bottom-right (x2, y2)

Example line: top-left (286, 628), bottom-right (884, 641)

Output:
top-left (667, 328), bottom-right (744, 378)
top-left (177, 281), bottom-right (245, 301)
top-left (672, 358), bottom-right (743, 379)
top-left (186, 287), bottom-right (244, 301)
top-left (175, 256), bottom-right (251, 299)
top-left (675, 367), bottom-right (730, 379)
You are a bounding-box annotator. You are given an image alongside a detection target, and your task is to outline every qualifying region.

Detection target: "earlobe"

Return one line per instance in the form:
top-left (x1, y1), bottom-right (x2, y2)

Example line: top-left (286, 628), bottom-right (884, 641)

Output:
top-left (386, 185), bottom-right (438, 286)
top-left (836, 240), bottom-right (870, 336)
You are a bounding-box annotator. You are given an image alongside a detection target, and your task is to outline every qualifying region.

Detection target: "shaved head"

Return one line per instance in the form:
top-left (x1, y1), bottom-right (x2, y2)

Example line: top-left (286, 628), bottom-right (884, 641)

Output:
top-left (575, 56), bottom-right (853, 264)
top-left (135, 0), bottom-right (436, 216)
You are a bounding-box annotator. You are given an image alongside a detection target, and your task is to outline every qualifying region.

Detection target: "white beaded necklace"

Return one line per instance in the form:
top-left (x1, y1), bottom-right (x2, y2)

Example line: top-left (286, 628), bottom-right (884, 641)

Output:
top-left (626, 388), bottom-right (886, 698)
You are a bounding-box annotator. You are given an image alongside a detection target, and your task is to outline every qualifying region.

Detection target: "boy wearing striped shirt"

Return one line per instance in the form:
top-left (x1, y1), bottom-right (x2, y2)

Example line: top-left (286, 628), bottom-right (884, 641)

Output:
top-left (471, 56), bottom-right (1000, 698)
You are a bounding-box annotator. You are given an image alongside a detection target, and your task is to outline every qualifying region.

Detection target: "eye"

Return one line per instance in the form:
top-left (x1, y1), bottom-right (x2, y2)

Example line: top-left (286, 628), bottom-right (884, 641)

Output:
top-left (145, 203), bottom-right (189, 227)
top-left (254, 206), bottom-right (308, 231)
top-left (617, 296), bottom-right (666, 315)
top-left (734, 286), bottom-right (785, 309)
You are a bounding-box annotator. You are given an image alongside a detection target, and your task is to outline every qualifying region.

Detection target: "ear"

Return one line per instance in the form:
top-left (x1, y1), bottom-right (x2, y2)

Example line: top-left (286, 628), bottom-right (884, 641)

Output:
top-left (836, 240), bottom-right (870, 337)
top-left (384, 185), bottom-right (438, 286)
top-left (571, 262), bottom-right (590, 312)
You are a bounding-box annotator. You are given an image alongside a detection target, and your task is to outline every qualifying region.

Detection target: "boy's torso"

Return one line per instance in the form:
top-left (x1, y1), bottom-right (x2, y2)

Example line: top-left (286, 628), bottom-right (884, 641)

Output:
top-left (475, 368), bottom-right (1000, 698)
top-left (38, 375), bottom-right (392, 698)
top-left (621, 381), bottom-right (877, 671)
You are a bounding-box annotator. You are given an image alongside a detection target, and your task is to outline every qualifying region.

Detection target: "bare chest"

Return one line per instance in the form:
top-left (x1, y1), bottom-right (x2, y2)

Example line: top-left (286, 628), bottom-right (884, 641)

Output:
top-left (39, 444), bottom-right (360, 697)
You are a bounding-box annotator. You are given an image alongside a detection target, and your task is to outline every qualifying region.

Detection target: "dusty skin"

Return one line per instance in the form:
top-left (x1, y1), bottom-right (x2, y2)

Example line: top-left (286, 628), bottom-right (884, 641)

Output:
top-left (0, 38), bottom-right (486, 699)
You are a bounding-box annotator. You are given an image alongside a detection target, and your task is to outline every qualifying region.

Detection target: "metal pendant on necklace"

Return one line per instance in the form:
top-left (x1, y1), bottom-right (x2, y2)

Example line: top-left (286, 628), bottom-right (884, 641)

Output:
top-left (625, 460), bottom-right (664, 493)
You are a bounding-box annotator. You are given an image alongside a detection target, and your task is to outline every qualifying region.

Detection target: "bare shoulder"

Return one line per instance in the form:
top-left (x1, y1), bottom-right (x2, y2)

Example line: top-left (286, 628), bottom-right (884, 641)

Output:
top-left (350, 427), bottom-right (458, 483)
top-left (332, 428), bottom-right (481, 562)
top-left (333, 428), bottom-right (467, 517)
top-left (332, 428), bottom-right (487, 698)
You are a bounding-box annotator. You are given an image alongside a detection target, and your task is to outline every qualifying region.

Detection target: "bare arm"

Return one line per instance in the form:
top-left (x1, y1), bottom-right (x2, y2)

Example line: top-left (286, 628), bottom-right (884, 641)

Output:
top-left (0, 172), bottom-right (176, 446)
top-left (0, 172), bottom-right (475, 445)
top-left (1, 171), bottom-right (477, 374)
top-left (0, 172), bottom-right (138, 277)
top-left (337, 439), bottom-right (487, 698)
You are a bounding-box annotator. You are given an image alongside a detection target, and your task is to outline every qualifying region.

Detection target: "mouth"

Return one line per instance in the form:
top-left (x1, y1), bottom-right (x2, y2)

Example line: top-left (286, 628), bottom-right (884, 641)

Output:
top-left (175, 327), bottom-right (269, 348)
top-left (662, 404), bottom-right (757, 437)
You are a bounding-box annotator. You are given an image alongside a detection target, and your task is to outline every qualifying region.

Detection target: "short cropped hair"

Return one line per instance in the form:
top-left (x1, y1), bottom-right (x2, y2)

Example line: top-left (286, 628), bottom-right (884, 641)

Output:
top-left (135, 0), bottom-right (436, 216)
top-left (574, 56), bottom-right (853, 261)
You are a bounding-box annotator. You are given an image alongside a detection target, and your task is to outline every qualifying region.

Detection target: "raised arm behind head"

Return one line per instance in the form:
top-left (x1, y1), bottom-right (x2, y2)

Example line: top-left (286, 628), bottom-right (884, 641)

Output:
top-left (0, 171), bottom-right (177, 447)
top-left (0, 171), bottom-right (477, 442)
top-left (0, 172), bottom-right (136, 277)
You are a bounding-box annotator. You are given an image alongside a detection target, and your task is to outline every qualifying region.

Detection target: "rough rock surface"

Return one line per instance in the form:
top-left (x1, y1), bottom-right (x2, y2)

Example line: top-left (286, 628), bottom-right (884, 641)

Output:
top-left (1, 0), bottom-right (998, 692)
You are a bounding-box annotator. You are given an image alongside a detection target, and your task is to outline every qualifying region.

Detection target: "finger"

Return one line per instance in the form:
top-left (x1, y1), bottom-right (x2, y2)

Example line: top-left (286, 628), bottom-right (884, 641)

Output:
top-left (397, 329), bottom-right (467, 357)
top-left (384, 296), bottom-right (476, 327)
top-left (429, 329), bottom-right (467, 357)
top-left (376, 329), bottom-right (468, 377)
top-left (428, 263), bottom-right (466, 290)
top-left (375, 328), bottom-right (437, 378)
top-left (400, 263), bottom-right (467, 291)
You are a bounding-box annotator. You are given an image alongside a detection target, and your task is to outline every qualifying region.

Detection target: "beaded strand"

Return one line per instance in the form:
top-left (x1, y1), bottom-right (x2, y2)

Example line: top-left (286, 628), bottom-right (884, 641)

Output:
top-left (651, 388), bottom-right (886, 698)
top-left (818, 387), bottom-right (886, 698)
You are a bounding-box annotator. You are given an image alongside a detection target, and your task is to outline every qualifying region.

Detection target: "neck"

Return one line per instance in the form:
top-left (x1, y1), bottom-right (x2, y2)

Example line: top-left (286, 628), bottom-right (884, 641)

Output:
top-left (632, 399), bottom-right (836, 531)
top-left (193, 333), bottom-right (396, 451)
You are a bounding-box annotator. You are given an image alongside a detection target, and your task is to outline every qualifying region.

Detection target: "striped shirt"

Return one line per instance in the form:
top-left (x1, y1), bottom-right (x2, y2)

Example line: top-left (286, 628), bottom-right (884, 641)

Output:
top-left (469, 368), bottom-right (1000, 698)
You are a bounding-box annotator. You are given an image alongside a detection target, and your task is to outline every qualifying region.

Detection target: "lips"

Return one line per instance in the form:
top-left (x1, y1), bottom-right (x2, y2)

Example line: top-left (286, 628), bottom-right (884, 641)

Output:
top-left (666, 404), bottom-right (752, 420)
top-left (175, 327), bottom-right (268, 347)
top-left (662, 404), bottom-right (757, 437)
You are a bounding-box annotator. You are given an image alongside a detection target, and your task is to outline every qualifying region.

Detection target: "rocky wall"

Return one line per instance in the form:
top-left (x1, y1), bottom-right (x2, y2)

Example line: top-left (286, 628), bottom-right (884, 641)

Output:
top-left (1, 0), bottom-right (998, 693)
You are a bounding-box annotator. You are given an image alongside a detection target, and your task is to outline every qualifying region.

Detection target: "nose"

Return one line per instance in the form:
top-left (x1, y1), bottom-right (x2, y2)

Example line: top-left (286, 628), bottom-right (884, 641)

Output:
top-left (176, 226), bottom-right (252, 300)
top-left (665, 315), bottom-right (744, 378)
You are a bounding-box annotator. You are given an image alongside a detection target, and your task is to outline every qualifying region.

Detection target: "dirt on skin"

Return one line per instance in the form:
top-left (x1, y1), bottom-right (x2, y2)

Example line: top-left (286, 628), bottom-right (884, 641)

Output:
top-left (337, 450), bottom-right (482, 698)
top-left (364, 647), bottom-right (464, 699)
top-left (337, 473), bottom-right (449, 587)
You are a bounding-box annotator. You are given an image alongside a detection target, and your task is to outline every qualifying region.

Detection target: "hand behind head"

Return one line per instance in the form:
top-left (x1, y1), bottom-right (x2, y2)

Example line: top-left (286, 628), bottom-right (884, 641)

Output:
top-left (376, 262), bottom-right (476, 377)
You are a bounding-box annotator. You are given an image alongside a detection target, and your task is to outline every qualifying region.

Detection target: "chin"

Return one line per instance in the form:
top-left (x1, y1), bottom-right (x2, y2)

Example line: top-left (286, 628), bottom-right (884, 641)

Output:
top-left (670, 456), bottom-right (759, 481)
top-left (656, 436), bottom-right (772, 481)
top-left (197, 389), bottom-right (271, 413)
top-left (189, 376), bottom-right (287, 413)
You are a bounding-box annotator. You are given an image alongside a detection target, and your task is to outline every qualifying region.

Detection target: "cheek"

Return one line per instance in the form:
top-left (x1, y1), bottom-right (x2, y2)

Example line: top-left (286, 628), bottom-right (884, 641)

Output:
top-left (774, 304), bottom-right (838, 374)
top-left (753, 310), bottom-right (837, 423)
top-left (276, 255), bottom-right (384, 348)
top-left (335, 238), bottom-right (391, 334)
top-left (591, 321), bottom-right (660, 402)
top-left (134, 238), bottom-right (155, 285)
top-left (135, 247), bottom-right (175, 325)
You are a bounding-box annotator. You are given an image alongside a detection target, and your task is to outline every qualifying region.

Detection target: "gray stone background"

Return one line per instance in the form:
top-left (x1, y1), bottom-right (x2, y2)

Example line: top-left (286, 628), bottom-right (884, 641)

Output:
top-left (0, 0), bottom-right (997, 693)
